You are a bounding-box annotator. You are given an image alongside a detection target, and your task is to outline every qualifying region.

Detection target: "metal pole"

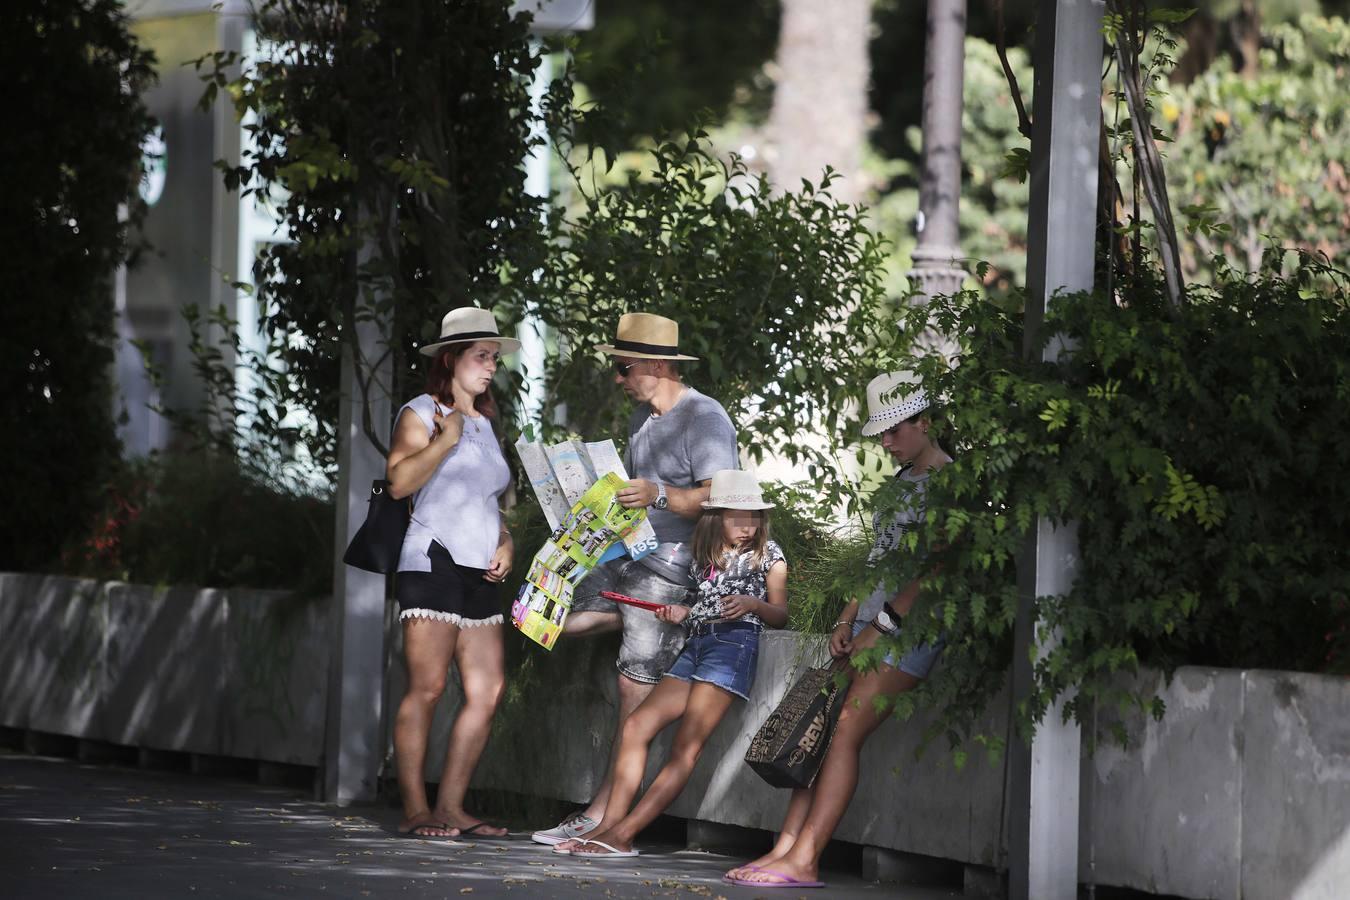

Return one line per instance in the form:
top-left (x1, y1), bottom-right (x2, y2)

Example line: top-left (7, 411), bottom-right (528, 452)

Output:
top-left (1007, 0), bottom-right (1104, 897)
top-left (909, 0), bottom-right (968, 304)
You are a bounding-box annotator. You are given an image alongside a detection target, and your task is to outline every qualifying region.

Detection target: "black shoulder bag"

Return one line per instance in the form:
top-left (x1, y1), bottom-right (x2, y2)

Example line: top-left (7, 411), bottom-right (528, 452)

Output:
top-left (342, 480), bottom-right (410, 574)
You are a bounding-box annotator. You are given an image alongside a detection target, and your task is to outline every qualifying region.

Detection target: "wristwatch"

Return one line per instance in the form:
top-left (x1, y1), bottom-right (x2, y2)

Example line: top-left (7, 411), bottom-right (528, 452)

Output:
top-left (652, 482), bottom-right (668, 510)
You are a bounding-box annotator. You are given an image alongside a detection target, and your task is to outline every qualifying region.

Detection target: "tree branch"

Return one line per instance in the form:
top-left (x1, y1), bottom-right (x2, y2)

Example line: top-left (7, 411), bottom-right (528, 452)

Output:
top-left (993, 0), bottom-right (1032, 140)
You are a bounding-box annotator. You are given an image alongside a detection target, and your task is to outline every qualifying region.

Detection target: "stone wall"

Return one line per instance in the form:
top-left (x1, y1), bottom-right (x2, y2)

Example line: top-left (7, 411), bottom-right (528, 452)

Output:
top-left (0, 573), bottom-right (327, 765)
top-left (3, 573), bottom-right (1347, 899)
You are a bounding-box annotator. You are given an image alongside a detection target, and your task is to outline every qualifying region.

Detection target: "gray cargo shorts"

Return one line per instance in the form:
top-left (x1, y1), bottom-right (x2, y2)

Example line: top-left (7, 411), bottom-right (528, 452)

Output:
top-left (571, 559), bottom-right (691, 684)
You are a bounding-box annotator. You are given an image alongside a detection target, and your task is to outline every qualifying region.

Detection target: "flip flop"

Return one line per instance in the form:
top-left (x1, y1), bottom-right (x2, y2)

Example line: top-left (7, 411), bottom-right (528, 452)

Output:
top-left (395, 822), bottom-right (457, 840)
top-left (569, 839), bottom-right (640, 859)
top-left (551, 840), bottom-right (582, 856)
top-left (724, 868), bottom-right (825, 888)
top-left (458, 822), bottom-right (509, 839)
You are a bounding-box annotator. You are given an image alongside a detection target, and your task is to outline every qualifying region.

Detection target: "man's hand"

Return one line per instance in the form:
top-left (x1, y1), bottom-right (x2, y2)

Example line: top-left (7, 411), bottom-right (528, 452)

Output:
top-left (616, 478), bottom-right (659, 509)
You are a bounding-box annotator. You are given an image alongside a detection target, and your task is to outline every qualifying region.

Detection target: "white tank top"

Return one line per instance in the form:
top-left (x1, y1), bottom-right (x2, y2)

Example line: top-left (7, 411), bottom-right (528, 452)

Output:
top-left (395, 393), bottom-right (511, 572)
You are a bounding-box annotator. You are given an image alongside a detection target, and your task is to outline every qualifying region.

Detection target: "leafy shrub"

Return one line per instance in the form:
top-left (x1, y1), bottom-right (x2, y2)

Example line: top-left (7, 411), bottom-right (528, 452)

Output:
top-left (850, 255), bottom-right (1349, 747)
top-left (0, 0), bottom-right (155, 572)
top-left (68, 453), bottom-right (334, 593)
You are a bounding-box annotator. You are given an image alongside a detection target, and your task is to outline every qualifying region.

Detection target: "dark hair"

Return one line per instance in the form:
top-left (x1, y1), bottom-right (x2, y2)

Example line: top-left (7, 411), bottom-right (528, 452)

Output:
top-left (690, 507), bottom-right (772, 573)
top-left (425, 344), bottom-right (499, 420)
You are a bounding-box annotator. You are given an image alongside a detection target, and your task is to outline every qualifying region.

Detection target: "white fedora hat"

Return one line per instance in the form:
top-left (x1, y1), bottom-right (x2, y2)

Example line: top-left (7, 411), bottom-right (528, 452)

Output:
top-left (418, 306), bottom-right (521, 357)
top-left (596, 312), bottom-right (699, 361)
top-left (701, 469), bottom-right (775, 510)
top-left (860, 371), bottom-right (930, 437)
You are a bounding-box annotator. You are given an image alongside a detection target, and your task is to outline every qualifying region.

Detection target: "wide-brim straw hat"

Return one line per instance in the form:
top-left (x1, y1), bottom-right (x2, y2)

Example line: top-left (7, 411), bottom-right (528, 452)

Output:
top-left (596, 312), bottom-right (699, 361)
top-left (701, 469), bottom-right (775, 510)
top-left (860, 371), bottom-right (930, 436)
top-left (418, 306), bottom-right (521, 357)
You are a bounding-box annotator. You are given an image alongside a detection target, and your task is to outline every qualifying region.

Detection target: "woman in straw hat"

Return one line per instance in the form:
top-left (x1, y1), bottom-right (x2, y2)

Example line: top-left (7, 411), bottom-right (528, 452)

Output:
top-left (724, 372), bottom-right (951, 889)
top-left (554, 469), bottom-right (789, 859)
top-left (385, 307), bottom-right (520, 839)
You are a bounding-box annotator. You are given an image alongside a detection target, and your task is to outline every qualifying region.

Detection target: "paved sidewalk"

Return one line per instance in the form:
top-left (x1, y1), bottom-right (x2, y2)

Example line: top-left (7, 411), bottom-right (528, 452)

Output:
top-left (0, 752), bottom-right (962, 899)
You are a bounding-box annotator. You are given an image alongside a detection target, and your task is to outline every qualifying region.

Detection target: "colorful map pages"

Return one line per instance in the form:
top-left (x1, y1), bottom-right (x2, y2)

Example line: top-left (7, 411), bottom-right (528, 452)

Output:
top-left (544, 440), bottom-right (596, 506)
top-left (514, 438), bottom-right (569, 530)
top-left (511, 472), bottom-right (650, 651)
top-left (583, 441), bottom-right (659, 560)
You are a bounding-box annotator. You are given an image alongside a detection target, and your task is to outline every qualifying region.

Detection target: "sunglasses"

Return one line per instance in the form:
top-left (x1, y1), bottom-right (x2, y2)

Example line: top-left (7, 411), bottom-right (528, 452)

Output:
top-left (613, 360), bottom-right (640, 377)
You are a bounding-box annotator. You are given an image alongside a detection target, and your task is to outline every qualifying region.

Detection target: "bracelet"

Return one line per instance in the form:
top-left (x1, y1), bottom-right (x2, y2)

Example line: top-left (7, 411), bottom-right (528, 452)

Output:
top-left (831, 620), bottom-right (855, 630)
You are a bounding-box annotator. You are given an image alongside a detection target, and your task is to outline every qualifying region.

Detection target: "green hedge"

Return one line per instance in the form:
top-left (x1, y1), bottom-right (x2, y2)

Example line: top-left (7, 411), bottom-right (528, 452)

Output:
top-left (853, 255), bottom-right (1350, 749)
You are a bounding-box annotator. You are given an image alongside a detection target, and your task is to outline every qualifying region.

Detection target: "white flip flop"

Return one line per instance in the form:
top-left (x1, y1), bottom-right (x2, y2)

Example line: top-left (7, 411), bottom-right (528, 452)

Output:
top-left (570, 839), bottom-right (639, 859)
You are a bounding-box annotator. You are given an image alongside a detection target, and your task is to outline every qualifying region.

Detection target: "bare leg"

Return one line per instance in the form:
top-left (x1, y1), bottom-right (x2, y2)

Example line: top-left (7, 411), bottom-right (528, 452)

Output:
top-left (577, 681), bottom-right (736, 855)
top-left (561, 609), bottom-right (622, 637)
top-left (578, 672), bottom-right (657, 822)
top-left (725, 786), bottom-right (813, 877)
top-left (431, 621), bottom-right (507, 835)
top-left (395, 618), bottom-right (458, 836)
top-left (738, 663), bottom-right (920, 885)
top-left (556, 677), bottom-right (688, 851)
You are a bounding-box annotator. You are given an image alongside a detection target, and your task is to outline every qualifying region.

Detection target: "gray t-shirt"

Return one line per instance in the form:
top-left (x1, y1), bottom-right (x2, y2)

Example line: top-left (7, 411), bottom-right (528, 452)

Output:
top-left (623, 386), bottom-right (739, 583)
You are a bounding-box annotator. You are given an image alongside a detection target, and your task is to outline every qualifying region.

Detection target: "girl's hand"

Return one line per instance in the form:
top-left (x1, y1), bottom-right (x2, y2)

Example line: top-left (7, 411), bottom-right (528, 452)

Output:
top-left (655, 604), bottom-right (688, 624)
top-left (828, 622), bottom-right (854, 658)
top-left (484, 537), bottom-right (512, 583)
top-left (721, 595), bottom-right (759, 620)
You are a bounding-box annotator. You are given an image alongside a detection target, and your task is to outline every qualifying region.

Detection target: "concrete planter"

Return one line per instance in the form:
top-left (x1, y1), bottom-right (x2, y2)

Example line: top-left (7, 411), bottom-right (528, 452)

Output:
top-left (3, 573), bottom-right (1347, 898)
top-left (0, 573), bottom-right (327, 765)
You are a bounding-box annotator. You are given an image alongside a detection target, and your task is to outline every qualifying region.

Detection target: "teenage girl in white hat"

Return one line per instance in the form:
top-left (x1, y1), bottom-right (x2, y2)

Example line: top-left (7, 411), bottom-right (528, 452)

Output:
top-left (726, 372), bottom-right (951, 889)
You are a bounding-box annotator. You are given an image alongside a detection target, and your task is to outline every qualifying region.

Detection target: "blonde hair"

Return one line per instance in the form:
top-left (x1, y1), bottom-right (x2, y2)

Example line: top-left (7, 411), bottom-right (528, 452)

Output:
top-left (690, 507), bottom-right (772, 573)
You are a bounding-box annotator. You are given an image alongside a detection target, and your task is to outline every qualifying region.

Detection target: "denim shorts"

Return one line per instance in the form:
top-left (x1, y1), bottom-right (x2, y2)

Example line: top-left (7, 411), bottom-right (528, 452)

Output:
top-left (664, 623), bottom-right (760, 700)
top-left (571, 559), bottom-right (691, 684)
top-left (851, 618), bottom-right (945, 679)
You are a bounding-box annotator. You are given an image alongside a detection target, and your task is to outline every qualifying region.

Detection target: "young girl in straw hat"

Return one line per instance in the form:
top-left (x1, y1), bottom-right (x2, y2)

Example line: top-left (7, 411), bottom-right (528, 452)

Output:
top-left (554, 469), bottom-right (789, 859)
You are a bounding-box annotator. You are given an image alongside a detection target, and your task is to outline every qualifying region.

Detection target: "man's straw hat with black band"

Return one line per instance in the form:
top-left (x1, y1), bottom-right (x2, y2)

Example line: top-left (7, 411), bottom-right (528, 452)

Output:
top-left (860, 371), bottom-right (930, 437)
top-left (596, 312), bottom-right (699, 361)
top-left (418, 307), bottom-right (521, 357)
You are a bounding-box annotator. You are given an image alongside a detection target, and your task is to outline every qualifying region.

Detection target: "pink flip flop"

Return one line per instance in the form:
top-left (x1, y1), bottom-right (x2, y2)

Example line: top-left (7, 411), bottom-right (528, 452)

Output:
top-left (724, 868), bottom-right (825, 889)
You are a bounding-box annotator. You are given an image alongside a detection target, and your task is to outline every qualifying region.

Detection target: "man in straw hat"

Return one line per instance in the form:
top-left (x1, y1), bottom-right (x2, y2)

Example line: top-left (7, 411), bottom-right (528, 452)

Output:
top-left (531, 312), bottom-right (739, 846)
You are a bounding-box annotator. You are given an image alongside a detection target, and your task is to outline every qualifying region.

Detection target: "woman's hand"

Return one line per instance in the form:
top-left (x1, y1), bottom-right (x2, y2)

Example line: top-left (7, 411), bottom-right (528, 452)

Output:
top-left (484, 535), bottom-right (512, 583)
top-left (828, 622), bottom-right (855, 658)
top-left (432, 405), bottom-right (465, 447)
top-left (655, 604), bottom-right (689, 625)
top-left (720, 595), bottom-right (760, 620)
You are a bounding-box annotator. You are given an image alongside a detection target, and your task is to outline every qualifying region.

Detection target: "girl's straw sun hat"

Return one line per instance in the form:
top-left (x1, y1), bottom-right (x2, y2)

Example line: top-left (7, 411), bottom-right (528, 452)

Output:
top-left (702, 469), bottom-right (775, 511)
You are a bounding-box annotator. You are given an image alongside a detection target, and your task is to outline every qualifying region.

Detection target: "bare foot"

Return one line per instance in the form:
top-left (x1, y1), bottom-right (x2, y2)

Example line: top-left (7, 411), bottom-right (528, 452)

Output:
top-left (570, 831), bottom-right (634, 855)
top-left (437, 809), bottom-right (507, 837)
top-left (724, 849), bottom-right (787, 880)
top-left (398, 812), bottom-right (459, 838)
top-left (736, 858), bottom-right (821, 886)
top-left (553, 838), bottom-right (584, 852)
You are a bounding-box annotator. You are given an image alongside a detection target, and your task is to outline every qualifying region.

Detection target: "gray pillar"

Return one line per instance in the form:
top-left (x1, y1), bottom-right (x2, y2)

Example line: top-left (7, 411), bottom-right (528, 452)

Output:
top-left (323, 302), bottom-right (393, 805)
top-left (909, 0), bottom-right (968, 303)
top-left (1008, 1), bottom-right (1103, 899)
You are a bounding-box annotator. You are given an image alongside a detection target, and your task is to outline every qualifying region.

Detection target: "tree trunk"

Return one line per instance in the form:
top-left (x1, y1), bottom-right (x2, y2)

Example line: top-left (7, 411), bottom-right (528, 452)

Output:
top-left (766, 0), bottom-right (872, 204)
